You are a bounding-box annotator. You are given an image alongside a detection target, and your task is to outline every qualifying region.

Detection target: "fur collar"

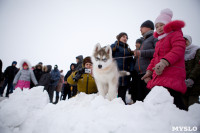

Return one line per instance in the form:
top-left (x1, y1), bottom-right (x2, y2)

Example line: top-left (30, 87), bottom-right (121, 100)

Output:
top-left (185, 44), bottom-right (200, 61)
top-left (154, 20), bottom-right (185, 38)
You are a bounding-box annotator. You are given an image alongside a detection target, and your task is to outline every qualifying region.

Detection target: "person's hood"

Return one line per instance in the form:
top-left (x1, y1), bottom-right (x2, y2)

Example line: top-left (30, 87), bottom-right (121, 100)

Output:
top-left (70, 63), bottom-right (76, 71)
top-left (76, 55), bottom-right (83, 63)
top-left (19, 59), bottom-right (32, 70)
top-left (183, 34), bottom-right (192, 45)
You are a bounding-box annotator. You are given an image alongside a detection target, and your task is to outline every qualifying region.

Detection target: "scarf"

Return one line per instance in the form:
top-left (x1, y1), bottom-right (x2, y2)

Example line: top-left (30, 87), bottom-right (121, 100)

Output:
top-left (143, 30), bottom-right (154, 38)
top-left (185, 44), bottom-right (200, 61)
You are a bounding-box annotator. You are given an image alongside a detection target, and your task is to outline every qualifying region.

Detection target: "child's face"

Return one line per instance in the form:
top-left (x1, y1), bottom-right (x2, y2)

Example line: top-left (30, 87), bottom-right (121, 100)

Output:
top-left (135, 43), bottom-right (141, 49)
top-left (23, 65), bottom-right (28, 70)
top-left (155, 23), bottom-right (165, 34)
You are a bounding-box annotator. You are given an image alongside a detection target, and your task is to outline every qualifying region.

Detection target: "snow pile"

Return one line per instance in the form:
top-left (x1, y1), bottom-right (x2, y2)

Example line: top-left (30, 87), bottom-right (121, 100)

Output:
top-left (0, 86), bottom-right (200, 133)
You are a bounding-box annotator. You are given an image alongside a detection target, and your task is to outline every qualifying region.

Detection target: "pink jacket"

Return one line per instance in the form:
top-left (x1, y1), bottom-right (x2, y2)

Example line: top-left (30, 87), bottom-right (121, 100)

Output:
top-left (147, 20), bottom-right (187, 94)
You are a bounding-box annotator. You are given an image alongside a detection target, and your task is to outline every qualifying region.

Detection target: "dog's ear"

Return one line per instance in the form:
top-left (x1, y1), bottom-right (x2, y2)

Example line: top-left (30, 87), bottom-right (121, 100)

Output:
top-left (94, 43), bottom-right (101, 52)
top-left (105, 45), bottom-right (111, 55)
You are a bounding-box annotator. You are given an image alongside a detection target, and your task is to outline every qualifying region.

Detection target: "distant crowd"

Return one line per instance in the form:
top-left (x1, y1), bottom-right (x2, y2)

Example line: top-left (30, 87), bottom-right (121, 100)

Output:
top-left (0, 8), bottom-right (200, 111)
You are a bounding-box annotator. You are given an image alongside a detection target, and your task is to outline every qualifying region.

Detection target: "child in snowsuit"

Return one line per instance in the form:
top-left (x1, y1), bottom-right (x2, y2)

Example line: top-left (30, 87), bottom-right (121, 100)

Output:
top-left (13, 60), bottom-right (38, 90)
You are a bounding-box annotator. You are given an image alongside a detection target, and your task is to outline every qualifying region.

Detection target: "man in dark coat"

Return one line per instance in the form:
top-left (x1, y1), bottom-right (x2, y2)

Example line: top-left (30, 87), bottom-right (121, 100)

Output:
top-left (75, 55), bottom-right (83, 71)
top-left (48, 65), bottom-right (60, 103)
top-left (133, 20), bottom-right (157, 102)
top-left (61, 63), bottom-right (76, 100)
top-left (38, 65), bottom-right (52, 91)
top-left (0, 59), bottom-right (4, 88)
top-left (0, 61), bottom-right (18, 97)
top-left (30, 63), bottom-right (43, 88)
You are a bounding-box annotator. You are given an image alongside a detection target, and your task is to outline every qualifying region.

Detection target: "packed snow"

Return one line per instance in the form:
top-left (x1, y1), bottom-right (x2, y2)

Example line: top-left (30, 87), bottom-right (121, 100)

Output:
top-left (0, 86), bottom-right (199, 133)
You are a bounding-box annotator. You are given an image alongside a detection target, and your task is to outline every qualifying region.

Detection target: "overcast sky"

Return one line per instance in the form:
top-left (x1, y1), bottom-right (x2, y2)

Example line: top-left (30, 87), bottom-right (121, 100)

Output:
top-left (0, 0), bottom-right (200, 73)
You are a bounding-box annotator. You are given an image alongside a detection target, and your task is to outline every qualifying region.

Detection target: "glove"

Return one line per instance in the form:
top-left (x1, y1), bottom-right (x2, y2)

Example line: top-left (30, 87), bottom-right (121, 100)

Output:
top-left (154, 59), bottom-right (169, 75)
top-left (185, 79), bottom-right (194, 88)
top-left (141, 70), bottom-right (153, 83)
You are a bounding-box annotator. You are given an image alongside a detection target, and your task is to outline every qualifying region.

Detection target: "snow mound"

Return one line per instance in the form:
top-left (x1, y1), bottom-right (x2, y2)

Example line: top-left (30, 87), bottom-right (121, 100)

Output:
top-left (0, 86), bottom-right (199, 133)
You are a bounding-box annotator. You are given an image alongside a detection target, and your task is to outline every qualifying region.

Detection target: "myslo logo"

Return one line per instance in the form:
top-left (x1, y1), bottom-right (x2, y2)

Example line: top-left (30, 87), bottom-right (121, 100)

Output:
top-left (172, 126), bottom-right (198, 132)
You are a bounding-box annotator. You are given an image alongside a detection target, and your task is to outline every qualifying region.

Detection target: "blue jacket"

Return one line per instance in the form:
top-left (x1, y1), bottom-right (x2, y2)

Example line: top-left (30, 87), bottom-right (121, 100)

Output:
top-left (111, 41), bottom-right (134, 86)
top-left (50, 68), bottom-right (60, 86)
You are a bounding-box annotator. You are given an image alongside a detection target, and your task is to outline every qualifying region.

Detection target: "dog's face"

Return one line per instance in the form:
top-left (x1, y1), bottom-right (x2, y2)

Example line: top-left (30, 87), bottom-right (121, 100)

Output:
top-left (92, 43), bottom-right (112, 70)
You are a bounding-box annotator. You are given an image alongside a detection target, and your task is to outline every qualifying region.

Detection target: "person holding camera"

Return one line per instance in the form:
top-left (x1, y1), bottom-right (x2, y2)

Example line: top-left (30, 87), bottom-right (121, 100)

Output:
top-left (67, 56), bottom-right (98, 94)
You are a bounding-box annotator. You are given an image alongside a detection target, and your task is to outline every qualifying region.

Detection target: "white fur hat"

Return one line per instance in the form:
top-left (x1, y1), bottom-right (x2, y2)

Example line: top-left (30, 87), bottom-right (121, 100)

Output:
top-left (155, 8), bottom-right (173, 25)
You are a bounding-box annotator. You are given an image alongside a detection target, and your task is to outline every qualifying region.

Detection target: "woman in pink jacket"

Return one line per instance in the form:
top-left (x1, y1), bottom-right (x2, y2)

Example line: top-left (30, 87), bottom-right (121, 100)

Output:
top-left (141, 8), bottom-right (187, 110)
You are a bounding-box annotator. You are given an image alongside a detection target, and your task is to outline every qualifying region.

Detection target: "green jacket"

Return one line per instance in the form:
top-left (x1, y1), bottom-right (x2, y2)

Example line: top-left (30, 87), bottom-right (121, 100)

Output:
top-left (185, 49), bottom-right (200, 95)
top-left (67, 71), bottom-right (98, 94)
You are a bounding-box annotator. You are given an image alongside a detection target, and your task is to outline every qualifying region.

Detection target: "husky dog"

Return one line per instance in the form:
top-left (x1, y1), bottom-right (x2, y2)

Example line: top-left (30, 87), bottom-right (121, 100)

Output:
top-left (92, 43), bottom-right (130, 101)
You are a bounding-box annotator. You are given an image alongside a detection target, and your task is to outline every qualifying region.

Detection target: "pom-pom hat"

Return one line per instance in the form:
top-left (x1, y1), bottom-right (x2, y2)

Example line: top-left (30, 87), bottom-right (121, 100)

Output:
top-left (155, 8), bottom-right (173, 25)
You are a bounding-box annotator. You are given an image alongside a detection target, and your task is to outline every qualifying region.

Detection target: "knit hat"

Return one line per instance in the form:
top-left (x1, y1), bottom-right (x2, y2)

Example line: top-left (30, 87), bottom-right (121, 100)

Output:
top-left (183, 34), bottom-right (192, 45)
top-left (155, 8), bottom-right (173, 25)
top-left (116, 32), bottom-right (128, 41)
top-left (140, 20), bottom-right (154, 30)
top-left (54, 65), bottom-right (58, 69)
top-left (83, 56), bottom-right (92, 66)
top-left (23, 62), bottom-right (28, 67)
top-left (12, 61), bottom-right (17, 65)
top-left (38, 62), bottom-right (43, 65)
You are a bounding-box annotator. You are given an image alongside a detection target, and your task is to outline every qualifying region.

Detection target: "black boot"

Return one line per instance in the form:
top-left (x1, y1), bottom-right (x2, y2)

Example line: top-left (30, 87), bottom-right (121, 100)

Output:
top-left (53, 96), bottom-right (59, 104)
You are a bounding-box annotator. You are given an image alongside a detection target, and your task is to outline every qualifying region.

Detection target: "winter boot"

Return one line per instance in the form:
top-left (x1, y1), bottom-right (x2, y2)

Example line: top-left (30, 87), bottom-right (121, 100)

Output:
top-left (53, 96), bottom-right (59, 104)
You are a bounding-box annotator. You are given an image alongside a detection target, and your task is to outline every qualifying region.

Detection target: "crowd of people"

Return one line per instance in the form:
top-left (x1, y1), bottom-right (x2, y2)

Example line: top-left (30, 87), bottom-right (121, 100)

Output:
top-left (0, 8), bottom-right (200, 110)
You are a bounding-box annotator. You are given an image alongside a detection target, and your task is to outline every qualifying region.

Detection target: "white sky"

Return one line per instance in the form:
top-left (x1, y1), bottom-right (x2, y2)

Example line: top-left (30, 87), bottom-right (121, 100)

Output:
top-left (0, 0), bottom-right (200, 74)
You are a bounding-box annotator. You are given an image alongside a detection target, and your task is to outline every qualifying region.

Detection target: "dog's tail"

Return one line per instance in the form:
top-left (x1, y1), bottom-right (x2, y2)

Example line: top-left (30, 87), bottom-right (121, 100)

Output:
top-left (119, 71), bottom-right (130, 77)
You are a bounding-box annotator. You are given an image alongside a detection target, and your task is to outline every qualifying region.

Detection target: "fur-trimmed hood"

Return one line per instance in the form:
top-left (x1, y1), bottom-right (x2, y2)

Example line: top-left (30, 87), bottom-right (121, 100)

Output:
top-left (154, 20), bottom-right (185, 38)
top-left (19, 59), bottom-right (32, 70)
top-left (42, 65), bottom-right (52, 73)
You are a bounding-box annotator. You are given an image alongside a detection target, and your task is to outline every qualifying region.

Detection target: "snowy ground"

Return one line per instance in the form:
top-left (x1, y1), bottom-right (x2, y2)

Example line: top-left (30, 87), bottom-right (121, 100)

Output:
top-left (0, 86), bottom-right (199, 133)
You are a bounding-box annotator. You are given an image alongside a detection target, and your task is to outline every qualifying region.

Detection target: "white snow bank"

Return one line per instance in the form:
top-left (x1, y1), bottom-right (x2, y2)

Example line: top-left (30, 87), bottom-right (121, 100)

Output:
top-left (0, 86), bottom-right (199, 133)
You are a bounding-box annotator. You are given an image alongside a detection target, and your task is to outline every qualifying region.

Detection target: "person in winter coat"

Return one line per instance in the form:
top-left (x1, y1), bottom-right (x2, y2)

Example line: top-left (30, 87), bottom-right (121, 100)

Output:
top-left (13, 60), bottom-right (38, 90)
top-left (67, 57), bottom-right (98, 94)
top-left (30, 63), bottom-right (43, 88)
top-left (48, 65), bottom-right (60, 103)
top-left (75, 55), bottom-right (83, 71)
top-left (38, 65), bottom-right (52, 91)
top-left (141, 8), bottom-right (187, 110)
top-left (53, 70), bottom-right (64, 104)
top-left (132, 20), bottom-right (157, 102)
top-left (0, 60), bottom-right (4, 89)
top-left (183, 34), bottom-right (200, 109)
top-left (129, 38), bottom-right (144, 102)
top-left (0, 61), bottom-right (18, 97)
top-left (135, 38), bottom-right (144, 50)
top-left (110, 32), bottom-right (134, 104)
top-left (61, 63), bottom-right (76, 100)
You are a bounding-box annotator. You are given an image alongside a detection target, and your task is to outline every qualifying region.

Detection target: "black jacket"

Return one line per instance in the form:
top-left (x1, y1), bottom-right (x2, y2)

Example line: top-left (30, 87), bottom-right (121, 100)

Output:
top-left (39, 65), bottom-right (52, 90)
top-left (3, 65), bottom-right (18, 81)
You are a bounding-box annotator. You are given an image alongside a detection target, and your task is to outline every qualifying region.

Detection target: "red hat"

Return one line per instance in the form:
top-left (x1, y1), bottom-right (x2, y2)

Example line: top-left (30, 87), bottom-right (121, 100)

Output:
top-left (23, 62), bottom-right (28, 68)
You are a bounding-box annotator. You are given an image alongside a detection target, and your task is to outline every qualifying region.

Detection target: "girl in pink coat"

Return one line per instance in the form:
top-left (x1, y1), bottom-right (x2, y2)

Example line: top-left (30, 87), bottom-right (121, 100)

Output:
top-left (141, 8), bottom-right (187, 110)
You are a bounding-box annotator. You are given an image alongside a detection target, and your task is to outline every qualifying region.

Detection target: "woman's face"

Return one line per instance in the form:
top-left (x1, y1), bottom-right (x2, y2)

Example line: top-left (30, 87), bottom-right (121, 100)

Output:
top-left (119, 35), bottom-right (128, 43)
top-left (155, 23), bottom-right (165, 34)
top-left (185, 39), bottom-right (190, 47)
top-left (85, 63), bottom-right (92, 69)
